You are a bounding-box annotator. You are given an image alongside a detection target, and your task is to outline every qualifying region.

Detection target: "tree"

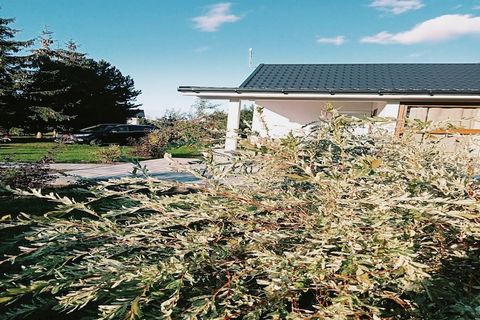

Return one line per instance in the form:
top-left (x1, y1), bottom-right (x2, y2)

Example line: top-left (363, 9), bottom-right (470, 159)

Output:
top-left (62, 58), bottom-right (141, 129)
top-left (25, 32), bottom-right (141, 132)
top-left (24, 29), bottom-right (74, 132)
top-left (0, 17), bottom-right (32, 129)
top-left (0, 18), bottom-right (141, 133)
top-left (240, 103), bottom-right (254, 135)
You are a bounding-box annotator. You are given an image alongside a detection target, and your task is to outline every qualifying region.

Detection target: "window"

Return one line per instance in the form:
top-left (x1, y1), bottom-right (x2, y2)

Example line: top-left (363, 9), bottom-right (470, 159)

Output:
top-left (110, 126), bottom-right (129, 133)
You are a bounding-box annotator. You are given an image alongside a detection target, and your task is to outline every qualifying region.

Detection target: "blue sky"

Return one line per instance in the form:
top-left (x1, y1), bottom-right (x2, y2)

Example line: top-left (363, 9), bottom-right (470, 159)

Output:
top-left (2, 0), bottom-right (480, 116)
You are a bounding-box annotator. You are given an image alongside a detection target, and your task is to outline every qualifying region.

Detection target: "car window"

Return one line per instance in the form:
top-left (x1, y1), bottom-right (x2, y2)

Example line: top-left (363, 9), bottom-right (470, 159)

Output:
top-left (128, 125), bottom-right (142, 132)
top-left (130, 125), bottom-right (154, 132)
top-left (81, 125), bottom-right (114, 132)
top-left (110, 126), bottom-right (129, 132)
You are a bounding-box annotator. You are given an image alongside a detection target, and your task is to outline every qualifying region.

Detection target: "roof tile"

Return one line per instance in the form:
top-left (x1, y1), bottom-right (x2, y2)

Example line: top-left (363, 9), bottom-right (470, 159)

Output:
top-left (239, 63), bottom-right (480, 94)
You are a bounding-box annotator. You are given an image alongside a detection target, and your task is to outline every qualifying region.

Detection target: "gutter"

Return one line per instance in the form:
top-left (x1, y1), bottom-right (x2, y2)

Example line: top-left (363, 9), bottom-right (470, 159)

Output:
top-left (178, 89), bottom-right (480, 102)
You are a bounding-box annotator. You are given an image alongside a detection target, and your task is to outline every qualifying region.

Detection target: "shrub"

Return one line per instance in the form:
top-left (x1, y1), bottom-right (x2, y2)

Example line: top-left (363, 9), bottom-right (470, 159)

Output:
top-left (0, 143), bottom-right (58, 189)
top-left (0, 164), bottom-right (52, 189)
top-left (95, 144), bottom-right (122, 164)
top-left (0, 111), bottom-right (479, 319)
top-left (139, 100), bottom-right (253, 154)
top-left (134, 129), bottom-right (170, 158)
top-left (8, 127), bottom-right (24, 136)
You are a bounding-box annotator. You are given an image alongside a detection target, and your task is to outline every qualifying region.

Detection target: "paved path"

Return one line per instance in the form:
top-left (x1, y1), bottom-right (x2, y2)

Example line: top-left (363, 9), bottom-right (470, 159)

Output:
top-left (49, 158), bottom-right (201, 185)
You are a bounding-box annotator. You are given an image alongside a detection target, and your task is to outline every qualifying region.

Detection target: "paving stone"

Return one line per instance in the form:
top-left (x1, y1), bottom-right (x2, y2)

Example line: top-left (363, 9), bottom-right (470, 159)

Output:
top-left (48, 158), bottom-right (201, 185)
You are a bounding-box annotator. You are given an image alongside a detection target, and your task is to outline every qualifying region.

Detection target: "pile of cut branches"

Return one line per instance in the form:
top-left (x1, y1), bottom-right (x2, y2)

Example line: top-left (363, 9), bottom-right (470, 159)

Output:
top-left (1, 111), bottom-right (479, 319)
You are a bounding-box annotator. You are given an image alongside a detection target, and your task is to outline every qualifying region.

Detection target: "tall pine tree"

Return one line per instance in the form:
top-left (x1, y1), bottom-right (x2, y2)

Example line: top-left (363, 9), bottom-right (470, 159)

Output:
top-left (1, 21), bottom-right (141, 133)
top-left (0, 17), bottom-right (32, 130)
top-left (26, 34), bottom-right (141, 131)
top-left (63, 58), bottom-right (141, 129)
top-left (25, 29), bottom-right (75, 132)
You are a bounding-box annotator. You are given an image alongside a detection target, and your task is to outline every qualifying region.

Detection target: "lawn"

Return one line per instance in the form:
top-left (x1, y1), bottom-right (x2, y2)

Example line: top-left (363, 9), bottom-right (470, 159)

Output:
top-left (0, 142), bottom-right (201, 163)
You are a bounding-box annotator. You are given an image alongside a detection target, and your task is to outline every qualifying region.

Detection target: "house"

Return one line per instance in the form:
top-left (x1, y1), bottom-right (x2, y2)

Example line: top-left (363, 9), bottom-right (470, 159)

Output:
top-left (127, 109), bottom-right (146, 125)
top-left (178, 63), bottom-right (480, 151)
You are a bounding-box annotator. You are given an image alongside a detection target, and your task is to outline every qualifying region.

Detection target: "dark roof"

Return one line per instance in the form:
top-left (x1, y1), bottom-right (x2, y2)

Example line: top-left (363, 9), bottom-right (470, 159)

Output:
top-left (179, 63), bottom-right (480, 95)
top-left (131, 110), bottom-right (145, 118)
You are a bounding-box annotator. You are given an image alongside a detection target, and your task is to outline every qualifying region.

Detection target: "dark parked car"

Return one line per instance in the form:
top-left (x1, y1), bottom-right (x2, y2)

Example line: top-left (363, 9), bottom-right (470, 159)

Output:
top-left (0, 131), bottom-right (12, 143)
top-left (58, 124), bottom-right (156, 145)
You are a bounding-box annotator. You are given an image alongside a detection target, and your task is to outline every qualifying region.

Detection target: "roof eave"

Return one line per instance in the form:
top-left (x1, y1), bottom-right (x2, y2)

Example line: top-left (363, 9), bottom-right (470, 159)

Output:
top-left (178, 87), bottom-right (480, 102)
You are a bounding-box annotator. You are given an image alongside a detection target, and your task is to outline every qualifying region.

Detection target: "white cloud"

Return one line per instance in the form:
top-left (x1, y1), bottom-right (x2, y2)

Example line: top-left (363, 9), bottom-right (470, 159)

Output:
top-left (192, 3), bottom-right (241, 32)
top-left (317, 36), bottom-right (346, 45)
top-left (361, 14), bottom-right (480, 44)
top-left (370, 0), bottom-right (424, 14)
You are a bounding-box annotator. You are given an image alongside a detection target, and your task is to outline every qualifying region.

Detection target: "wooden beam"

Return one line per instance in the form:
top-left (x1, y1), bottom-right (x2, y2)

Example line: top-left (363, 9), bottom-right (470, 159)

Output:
top-left (426, 128), bottom-right (480, 135)
top-left (398, 102), bottom-right (480, 107)
top-left (394, 104), bottom-right (407, 137)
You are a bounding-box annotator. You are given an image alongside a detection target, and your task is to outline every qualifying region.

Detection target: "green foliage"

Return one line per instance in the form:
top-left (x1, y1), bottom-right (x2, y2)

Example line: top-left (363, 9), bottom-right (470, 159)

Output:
top-left (138, 100), bottom-right (227, 157)
top-left (142, 99), bottom-right (253, 154)
top-left (0, 19), bottom-right (141, 133)
top-left (21, 29), bottom-right (75, 131)
top-left (7, 127), bottom-right (24, 136)
top-left (134, 129), bottom-right (170, 158)
top-left (178, 99), bottom-right (228, 146)
top-left (95, 144), bottom-right (122, 164)
top-left (239, 104), bottom-right (254, 136)
top-left (0, 17), bottom-right (33, 129)
top-left (60, 58), bottom-right (141, 130)
top-left (25, 32), bottom-right (141, 132)
top-left (1, 112), bottom-right (479, 319)
top-left (0, 164), bottom-right (51, 189)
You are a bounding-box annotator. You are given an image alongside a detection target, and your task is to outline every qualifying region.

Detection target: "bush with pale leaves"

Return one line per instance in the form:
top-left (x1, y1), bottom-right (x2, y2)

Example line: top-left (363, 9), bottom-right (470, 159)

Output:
top-left (0, 111), bottom-right (479, 319)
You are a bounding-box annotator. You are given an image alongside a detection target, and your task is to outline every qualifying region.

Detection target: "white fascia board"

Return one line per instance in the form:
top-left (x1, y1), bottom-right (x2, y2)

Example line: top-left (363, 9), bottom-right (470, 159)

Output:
top-left (181, 91), bottom-right (480, 102)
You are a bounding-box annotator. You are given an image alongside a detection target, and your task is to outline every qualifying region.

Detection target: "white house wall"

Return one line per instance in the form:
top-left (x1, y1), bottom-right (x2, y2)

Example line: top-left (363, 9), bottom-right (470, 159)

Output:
top-left (252, 100), bottom-right (384, 138)
top-left (374, 102), bottom-right (400, 133)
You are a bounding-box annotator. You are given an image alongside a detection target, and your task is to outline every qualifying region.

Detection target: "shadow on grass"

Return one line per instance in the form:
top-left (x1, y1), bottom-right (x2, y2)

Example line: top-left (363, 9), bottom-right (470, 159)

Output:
top-left (411, 244), bottom-right (480, 320)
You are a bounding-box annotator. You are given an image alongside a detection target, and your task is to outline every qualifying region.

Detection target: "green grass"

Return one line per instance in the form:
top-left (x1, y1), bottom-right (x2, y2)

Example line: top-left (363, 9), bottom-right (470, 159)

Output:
top-left (0, 142), bottom-right (201, 163)
top-left (0, 142), bottom-right (136, 163)
top-left (167, 144), bottom-right (202, 158)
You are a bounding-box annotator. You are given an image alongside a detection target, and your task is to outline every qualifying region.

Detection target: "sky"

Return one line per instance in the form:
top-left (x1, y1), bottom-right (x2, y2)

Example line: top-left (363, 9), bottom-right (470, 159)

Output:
top-left (2, 0), bottom-right (480, 117)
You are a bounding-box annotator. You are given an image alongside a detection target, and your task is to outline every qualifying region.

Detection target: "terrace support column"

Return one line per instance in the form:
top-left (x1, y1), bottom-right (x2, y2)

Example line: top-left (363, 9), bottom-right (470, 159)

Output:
top-left (378, 102), bottom-right (401, 134)
top-left (225, 99), bottom-right (241, 152)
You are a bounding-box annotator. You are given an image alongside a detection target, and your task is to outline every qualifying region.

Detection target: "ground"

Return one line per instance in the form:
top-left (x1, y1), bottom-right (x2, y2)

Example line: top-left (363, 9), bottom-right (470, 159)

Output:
top-left (0, 142), bottom-right (201, 163)
top-left (1, 158), bottom-right (200, 216)
top-left (50, 158), bottom-right (200, 182)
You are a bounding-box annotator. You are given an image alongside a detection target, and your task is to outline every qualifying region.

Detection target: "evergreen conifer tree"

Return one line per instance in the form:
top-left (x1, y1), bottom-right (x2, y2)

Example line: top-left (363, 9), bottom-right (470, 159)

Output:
top-left (0, 17), bottom-right (32, 130)
top-left (25, 29), bottom-right (73, 132)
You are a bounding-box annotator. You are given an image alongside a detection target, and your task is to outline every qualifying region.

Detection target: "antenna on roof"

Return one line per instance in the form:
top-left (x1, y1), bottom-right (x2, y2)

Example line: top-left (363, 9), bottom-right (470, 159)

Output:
top-left (248, 48), bottom-right (254, 69)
